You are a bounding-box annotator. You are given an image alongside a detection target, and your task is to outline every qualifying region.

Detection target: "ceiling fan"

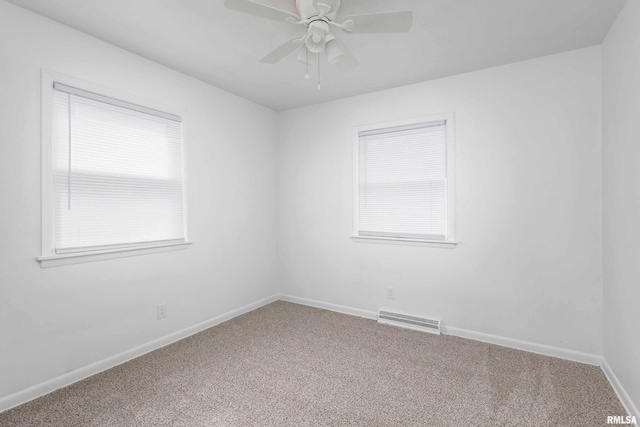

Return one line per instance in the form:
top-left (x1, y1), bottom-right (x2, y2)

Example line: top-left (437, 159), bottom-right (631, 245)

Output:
top-left (224, 0), bottom-right (413, 88)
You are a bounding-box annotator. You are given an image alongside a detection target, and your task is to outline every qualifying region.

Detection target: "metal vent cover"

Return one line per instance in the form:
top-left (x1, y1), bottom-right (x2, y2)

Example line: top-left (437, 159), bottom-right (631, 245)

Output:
top-left (378, 310), bottom-right (441, 335)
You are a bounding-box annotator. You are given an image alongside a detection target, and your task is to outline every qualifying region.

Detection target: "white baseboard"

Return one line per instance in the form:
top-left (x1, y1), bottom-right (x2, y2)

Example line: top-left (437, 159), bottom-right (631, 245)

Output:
top-left (282, 296), bottom-right (640, 414)
top-left (4, 294), bottom-right (633, 420)
top-left (442, 325), bottom-right (602, 366)
top-left (0, 294), bottom-right (279, 413)
top-left (279, 294), bottom-right (601, 366)
top-left (602, 358), bottom-right (640, 421)
top-left (279, 294), bottom-right (377, 320)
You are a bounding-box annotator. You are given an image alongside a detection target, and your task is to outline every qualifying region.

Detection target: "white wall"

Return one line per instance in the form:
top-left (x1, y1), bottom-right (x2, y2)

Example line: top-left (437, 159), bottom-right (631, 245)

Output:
top-left (2, 0), bottom-right (631, 413)
top-left (602, 0), bottom-right (640, 417)
top-left (278, 46), bottom-right (603, 356)
top-left (0, 1), bottom-right (279, 402)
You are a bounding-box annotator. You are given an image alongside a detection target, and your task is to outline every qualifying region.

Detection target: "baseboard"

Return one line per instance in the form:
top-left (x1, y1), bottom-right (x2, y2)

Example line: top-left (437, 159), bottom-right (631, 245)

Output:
top-left (279, 294), bottom-right (378, 320)
top-left (443, 325), bottom-right (602, 365)
top-left (2, 294), bottom-right (623, 416)
top-left (0, 294), bottom-right (280, 413)
top-left (602, 358), bottom-right (640, 421)
top-left (279, 294), bottom-right (601, 366)
top-left (285, 291), bottom-right (637, 419)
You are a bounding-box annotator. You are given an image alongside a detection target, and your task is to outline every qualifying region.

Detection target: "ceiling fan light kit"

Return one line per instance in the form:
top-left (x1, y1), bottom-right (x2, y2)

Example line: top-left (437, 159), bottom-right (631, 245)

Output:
top-left (324, 35), bottom-right (344, 65)
top-left (306, 20), bottom-right (329, 53)
top-left (224, 0), bottom-right (413, 89)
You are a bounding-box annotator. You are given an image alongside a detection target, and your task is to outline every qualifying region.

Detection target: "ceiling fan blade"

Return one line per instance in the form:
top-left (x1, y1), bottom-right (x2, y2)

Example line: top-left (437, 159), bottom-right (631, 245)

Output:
top-left (341, 10), bottom-right (413, 33)
top-left (260, 38), bottom-right (304, 64)
top-left (224, 0), bottom-right (299, 23)
top-left (334, 40), bottom-right (359, 72)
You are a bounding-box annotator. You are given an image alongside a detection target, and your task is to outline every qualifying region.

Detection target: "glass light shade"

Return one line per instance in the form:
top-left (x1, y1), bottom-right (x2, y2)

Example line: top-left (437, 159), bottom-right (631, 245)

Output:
top-left (325, 38), bottom-right (345, 64)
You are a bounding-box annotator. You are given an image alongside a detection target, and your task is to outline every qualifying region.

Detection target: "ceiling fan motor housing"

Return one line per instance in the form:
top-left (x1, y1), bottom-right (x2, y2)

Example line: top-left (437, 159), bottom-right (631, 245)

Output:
top-left (296, 0), bottom-right (340, 21)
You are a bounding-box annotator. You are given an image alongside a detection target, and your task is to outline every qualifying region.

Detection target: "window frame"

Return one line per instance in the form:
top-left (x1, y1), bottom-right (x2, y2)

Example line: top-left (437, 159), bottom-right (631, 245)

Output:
top-left (351, 113), bottom-right (457, 248)
top-left (37, 70), bottom-right (191, 267)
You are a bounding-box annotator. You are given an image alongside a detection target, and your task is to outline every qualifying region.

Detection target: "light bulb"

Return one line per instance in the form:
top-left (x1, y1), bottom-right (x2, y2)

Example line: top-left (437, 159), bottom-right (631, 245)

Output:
top-left (305, 21), bottom-right (329, 54)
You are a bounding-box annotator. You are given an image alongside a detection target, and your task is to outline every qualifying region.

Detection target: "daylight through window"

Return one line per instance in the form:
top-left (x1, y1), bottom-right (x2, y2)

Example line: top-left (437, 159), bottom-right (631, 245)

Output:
top-left (355, 118), bottom-right (453, 242)
top-left (52, 83), bottom-right (186, 254)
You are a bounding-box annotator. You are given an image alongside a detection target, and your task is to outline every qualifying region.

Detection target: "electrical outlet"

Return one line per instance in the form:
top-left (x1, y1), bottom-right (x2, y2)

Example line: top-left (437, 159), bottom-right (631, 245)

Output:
top-left (386, 287), bottom-right (395, 300)
top-left (157, 303), bottom-right (167, 319)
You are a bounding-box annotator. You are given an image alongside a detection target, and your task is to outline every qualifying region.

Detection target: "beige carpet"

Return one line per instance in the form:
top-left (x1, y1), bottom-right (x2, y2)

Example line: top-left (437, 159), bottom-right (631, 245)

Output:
top-left (0, 301), bottom-right (627, 426)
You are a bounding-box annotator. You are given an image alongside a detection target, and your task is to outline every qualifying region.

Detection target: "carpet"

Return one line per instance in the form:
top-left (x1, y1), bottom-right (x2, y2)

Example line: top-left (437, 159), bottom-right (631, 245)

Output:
top-left (0, 301), bottom-right (627, 426)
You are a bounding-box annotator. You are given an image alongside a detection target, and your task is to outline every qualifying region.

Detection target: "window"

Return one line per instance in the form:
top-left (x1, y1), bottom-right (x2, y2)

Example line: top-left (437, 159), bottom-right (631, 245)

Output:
top-left (38, 73), bottom-right (189, 267)
top-left (352, 115), bottom-right (456, 247)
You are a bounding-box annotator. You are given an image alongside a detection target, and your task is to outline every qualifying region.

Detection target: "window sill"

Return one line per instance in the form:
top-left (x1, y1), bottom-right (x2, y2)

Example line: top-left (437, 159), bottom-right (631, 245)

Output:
top-left (350, 235), bottom-right (457, 249)
top-left (36, 241), bottom-right (192, 268)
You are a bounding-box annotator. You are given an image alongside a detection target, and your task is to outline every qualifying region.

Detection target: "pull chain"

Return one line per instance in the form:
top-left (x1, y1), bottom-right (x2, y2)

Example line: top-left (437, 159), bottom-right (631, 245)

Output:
top-left (317, 52), bottom-right (321, 90)
top-left (305, 48), bottom-right (310, 79)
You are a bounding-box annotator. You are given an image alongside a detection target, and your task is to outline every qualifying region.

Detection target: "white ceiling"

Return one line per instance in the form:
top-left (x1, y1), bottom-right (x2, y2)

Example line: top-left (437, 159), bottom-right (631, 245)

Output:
top-left (6, 0), bottom-right (626, 111)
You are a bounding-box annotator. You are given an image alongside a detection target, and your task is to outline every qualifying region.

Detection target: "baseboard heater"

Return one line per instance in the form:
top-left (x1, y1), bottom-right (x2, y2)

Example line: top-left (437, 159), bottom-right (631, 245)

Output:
top-left (378, 310), bottom-right (441, 335)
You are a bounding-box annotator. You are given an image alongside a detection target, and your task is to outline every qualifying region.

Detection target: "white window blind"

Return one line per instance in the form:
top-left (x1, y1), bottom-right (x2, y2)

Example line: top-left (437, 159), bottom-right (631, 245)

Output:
top-left (52, 83), bottom-right (185, 254)
top-left (358, 120), bottom-right (447, 240)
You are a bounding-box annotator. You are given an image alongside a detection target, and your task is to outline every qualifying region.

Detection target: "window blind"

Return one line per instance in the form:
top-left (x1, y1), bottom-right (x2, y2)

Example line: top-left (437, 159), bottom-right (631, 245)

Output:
top-left (52, 84), bottom-right (185, 254)
top-left (358, 120), bottom-right (447, 240)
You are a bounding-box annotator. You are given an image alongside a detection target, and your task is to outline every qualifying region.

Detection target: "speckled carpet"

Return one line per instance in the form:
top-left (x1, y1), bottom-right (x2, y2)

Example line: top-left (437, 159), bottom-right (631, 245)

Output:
top-left (0, 301), bottom-right (627, 426)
